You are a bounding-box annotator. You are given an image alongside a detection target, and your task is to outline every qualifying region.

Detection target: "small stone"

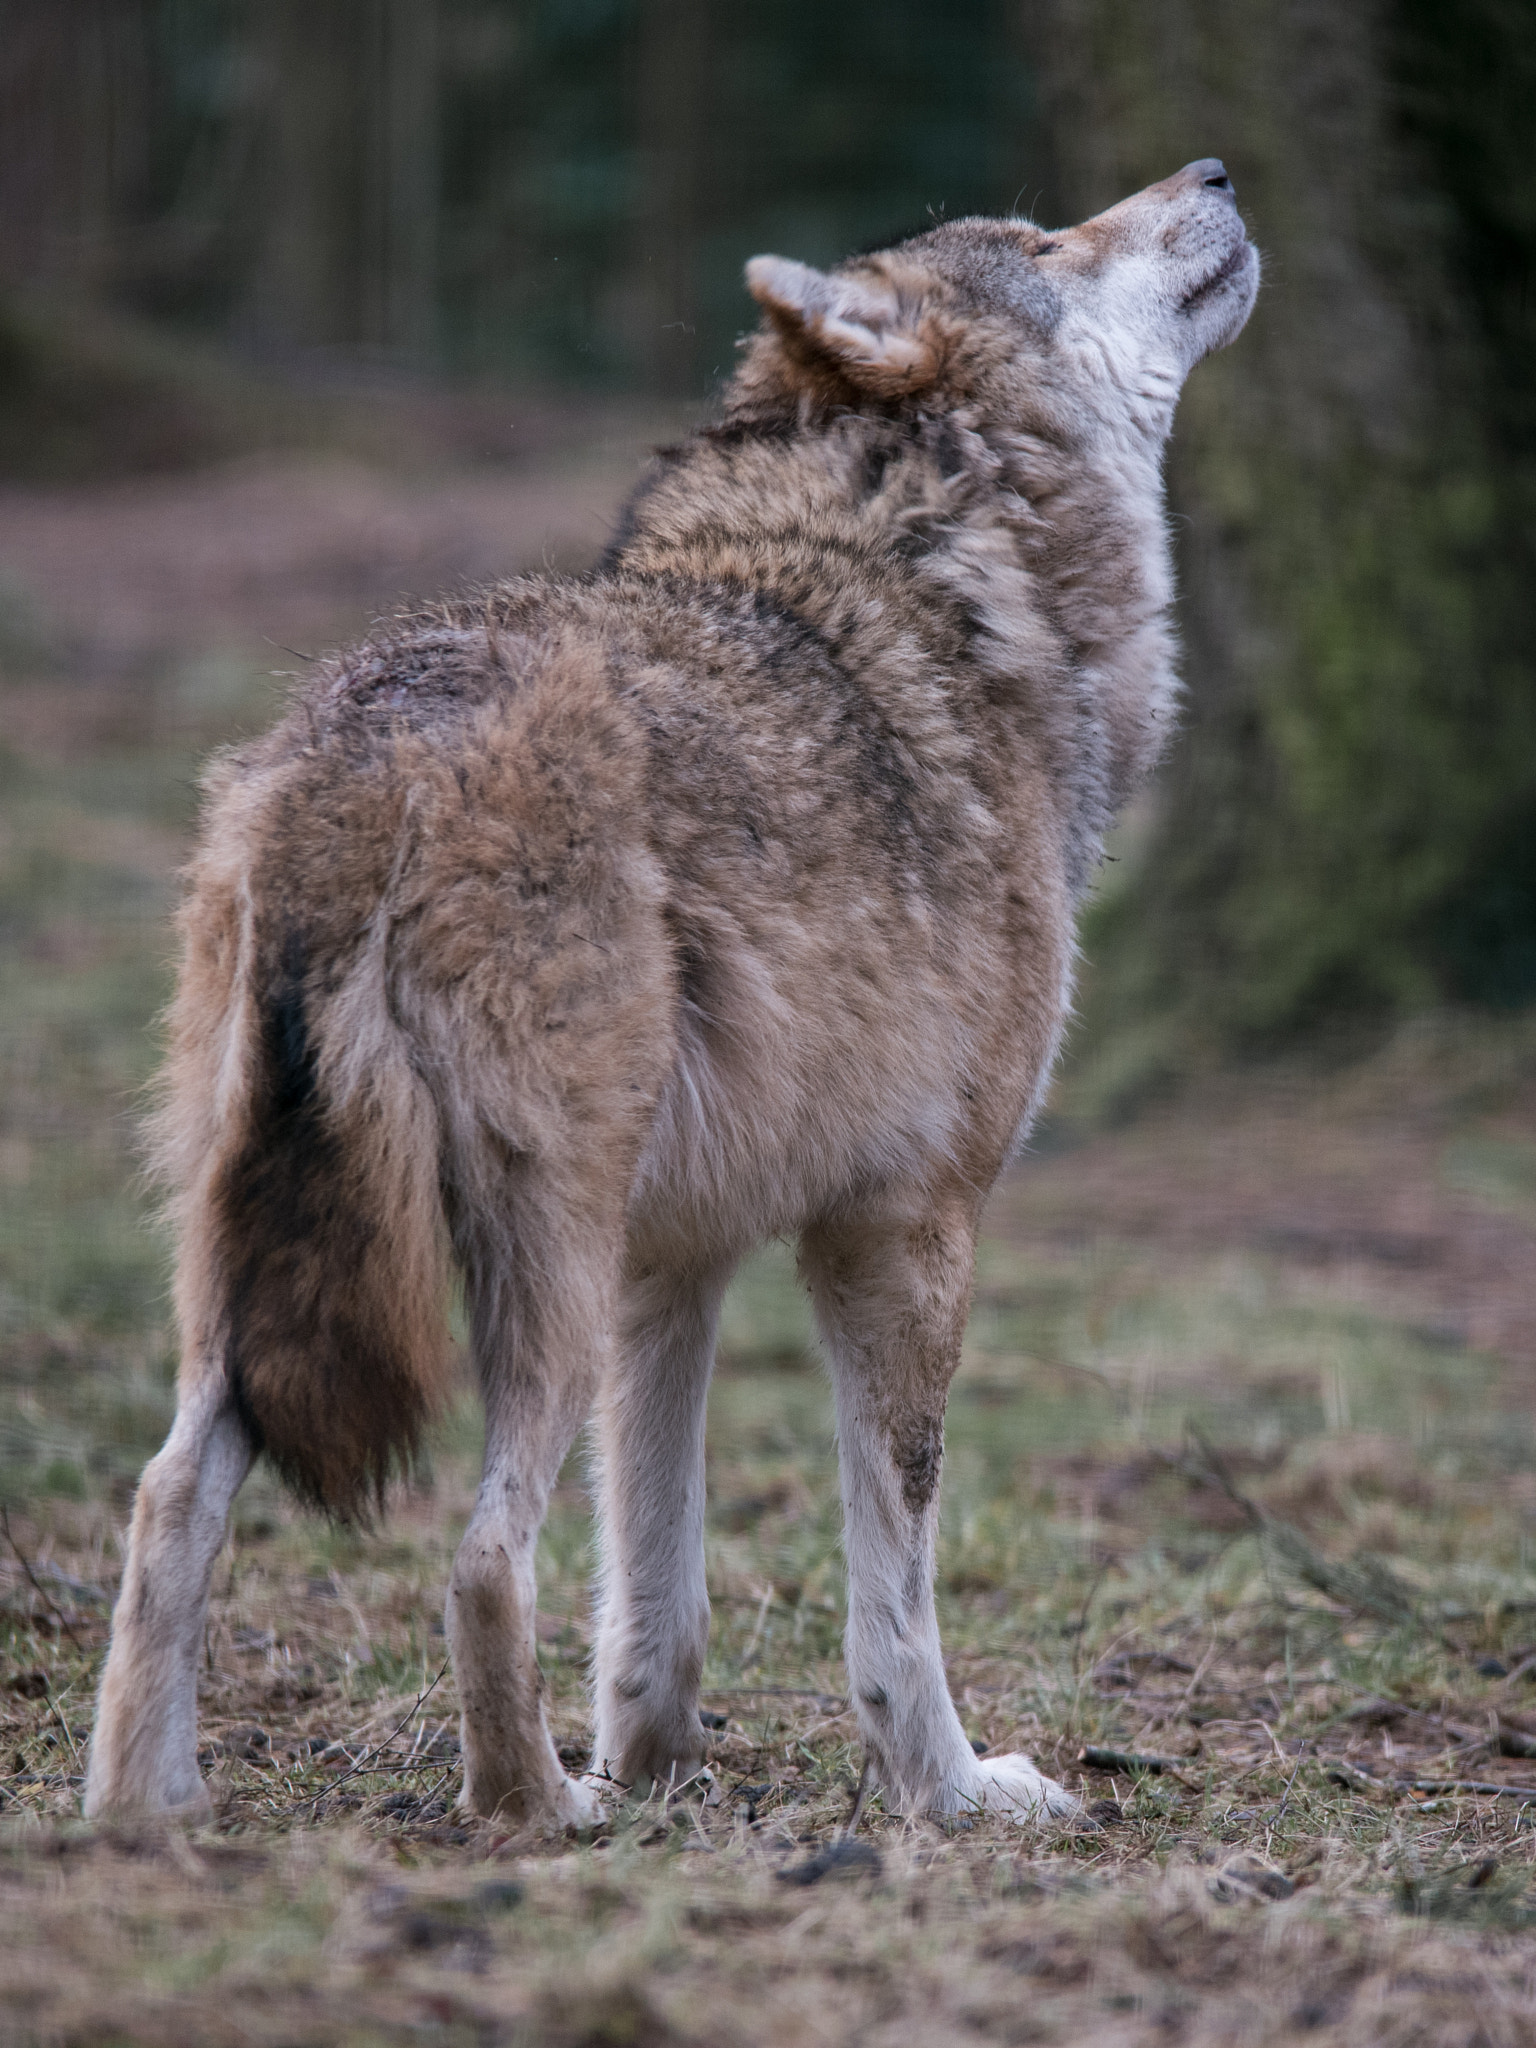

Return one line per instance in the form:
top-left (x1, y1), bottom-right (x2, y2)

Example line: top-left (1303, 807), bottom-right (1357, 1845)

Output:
top-left (776, 1836), bottom-right (883, 1887)
top-left (474, 1879), bottom-right (525, 1913)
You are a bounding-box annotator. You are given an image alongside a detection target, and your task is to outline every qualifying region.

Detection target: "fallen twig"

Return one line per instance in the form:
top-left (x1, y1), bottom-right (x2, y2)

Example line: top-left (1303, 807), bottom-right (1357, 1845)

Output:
top-left (1324, 1759), bottom-right (1388, 1794)
top-left (1405, 1778), bottom-right (1536, 1802)
top-left (841, 1755), bottom-right (872, 1839)
top-left (1340, 1688), bottom-right (1536, 1759)
top-left (1342, 1694), bottom-right (1475, 1746)
top-left (1485, 1651), bottom-right (1536, 1693)
top-left (45, 1694), bottom-right (84, 1774)
top-left (1325, 1759), bottom-right (1536, 1803)
top-left (1079, 1744), bottom-right (1197, 1781)
top-left (294, 1663), bottom-right (449, 1814)
top-left (1, 1507), bottom-right (88, 1653)
top-left (1274, 1739), bottom-right (1309, 1821)
top-left (291, 1759), bottom-right (454, 1782)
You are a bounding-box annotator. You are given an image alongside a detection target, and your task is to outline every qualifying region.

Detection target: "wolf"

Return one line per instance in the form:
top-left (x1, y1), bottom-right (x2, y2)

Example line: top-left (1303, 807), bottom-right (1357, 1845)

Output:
top-left (84, 160), bottom-right (1257, 1829)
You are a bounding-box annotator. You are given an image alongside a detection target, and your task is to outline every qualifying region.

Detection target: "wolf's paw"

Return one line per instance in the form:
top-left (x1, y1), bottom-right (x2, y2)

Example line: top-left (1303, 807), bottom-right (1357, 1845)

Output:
top-left (460, 1760), bottom-right (604, 1830)
top-left (551, 1771), bottom-right (604, 1830)
top-left (966, 1752), bottom-right (1081, 1822)
top-left (81, 1758), bottom-right (212, 1823)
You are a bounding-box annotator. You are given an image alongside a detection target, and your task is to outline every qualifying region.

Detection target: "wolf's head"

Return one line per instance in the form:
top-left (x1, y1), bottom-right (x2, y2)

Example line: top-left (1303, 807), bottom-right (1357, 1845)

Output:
top-left (739, 161), bottom-right (1258, 439)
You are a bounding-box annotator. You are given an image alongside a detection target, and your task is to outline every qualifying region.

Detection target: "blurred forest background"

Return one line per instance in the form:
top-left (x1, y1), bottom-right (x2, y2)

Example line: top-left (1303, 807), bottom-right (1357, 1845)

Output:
top-left (0, 0), bottom-right (1533, 1071)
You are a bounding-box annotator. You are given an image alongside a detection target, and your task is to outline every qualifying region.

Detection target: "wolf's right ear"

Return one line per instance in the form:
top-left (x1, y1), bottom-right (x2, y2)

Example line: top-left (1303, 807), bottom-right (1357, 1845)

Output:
top-left (746, 256), bottom-right (938, 396)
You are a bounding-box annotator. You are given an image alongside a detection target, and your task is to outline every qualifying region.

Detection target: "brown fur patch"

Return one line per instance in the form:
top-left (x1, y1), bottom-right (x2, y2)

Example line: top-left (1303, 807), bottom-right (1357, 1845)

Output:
top-left (891, 1414), bottom-right (946, 1514)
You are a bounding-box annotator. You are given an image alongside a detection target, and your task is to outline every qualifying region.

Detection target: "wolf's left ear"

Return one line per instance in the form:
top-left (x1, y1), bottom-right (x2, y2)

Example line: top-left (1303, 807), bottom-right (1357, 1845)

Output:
top-left (745, 256), bottom-right (938, 396)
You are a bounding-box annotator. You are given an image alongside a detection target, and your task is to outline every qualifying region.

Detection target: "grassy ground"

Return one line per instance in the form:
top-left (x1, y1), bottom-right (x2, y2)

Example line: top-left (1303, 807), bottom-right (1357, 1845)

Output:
top-left (5, 433), bottom-right (1536, 2044)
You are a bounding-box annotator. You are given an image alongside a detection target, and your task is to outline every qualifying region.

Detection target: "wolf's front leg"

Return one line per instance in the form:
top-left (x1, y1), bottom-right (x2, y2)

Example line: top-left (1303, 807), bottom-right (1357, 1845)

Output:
top-left (85, 1379), bottom-right (254, 1818)
top-left (589, 1264), bottom-right (726, 1795)
top-left (802, 1196), bottom-right (1079, 1823)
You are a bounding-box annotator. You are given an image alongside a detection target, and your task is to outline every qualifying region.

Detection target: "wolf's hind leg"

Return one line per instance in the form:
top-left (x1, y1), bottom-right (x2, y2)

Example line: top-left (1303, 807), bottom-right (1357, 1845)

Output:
top-left (589, 1264), bottom-right (726, 1794)
top-left (447, 1222), bottom-right (620, 1828)
top-left (85, 1376), bottom-right (254, 1817)
top-left (801, 1194), bottom-right (1079, 1824)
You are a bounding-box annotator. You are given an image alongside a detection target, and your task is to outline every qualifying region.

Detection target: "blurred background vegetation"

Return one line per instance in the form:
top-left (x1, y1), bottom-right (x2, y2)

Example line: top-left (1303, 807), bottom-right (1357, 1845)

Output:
top-left (0, 0), bottom-right (1532, 1070)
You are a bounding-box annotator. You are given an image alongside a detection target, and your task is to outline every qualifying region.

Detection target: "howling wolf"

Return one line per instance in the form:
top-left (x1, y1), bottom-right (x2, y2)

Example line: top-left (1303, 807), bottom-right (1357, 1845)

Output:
top-left (86, 161), bottom-right (1257, 1828)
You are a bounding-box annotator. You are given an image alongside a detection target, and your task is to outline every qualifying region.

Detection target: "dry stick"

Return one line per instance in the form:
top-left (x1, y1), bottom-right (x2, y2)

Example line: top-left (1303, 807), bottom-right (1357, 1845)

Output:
top-left (1256, 1718), bottom-right (1291, 1763)
top-left (1, 1506), bottom-right (87, 1654)
top-left (1406, 1780), bottom-right (1536, 1802)
top-left (841, 1754), bottom-right (873, 1840)
top-left (297, 1661), bottom-right (449, 1815)
top-left (1346, 1693), bottom-right (1490, 1755)
top-left (1490, 1651), bottom-right (1536, 1694)
top-left (291, 1757), bottom-right (455, 1781)
top-left (45, 1693), bottom-right (84, 1776)
top-left (1079, 1744), bottom-right (1199, 1787)
top-left (1000, 1347), bottom-right (1122, 1404)
top-left (421, 1763), bottom-right (456, 1810)
top-left (1326, 1758), bottom-right (1536, 1802)
top-left (381, 1761), bottom-right (457, 1822)
top-left (1274, 1738), bottom-right (1310, 1823)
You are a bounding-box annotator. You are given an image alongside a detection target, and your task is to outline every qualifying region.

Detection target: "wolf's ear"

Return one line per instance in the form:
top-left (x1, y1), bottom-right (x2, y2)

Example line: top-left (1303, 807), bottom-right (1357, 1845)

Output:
top-left (745, 256), bottom-right (938, 396)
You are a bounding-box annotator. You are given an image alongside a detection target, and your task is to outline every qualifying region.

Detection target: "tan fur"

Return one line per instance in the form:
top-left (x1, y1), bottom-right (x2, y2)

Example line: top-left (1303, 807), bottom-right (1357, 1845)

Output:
top-left (86, 163), bottom-right (1257, 1827)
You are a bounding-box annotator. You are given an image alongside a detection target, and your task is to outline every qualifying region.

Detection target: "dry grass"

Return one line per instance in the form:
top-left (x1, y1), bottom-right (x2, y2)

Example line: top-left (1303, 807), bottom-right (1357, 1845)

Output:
top-left (6, 430), bottom-right (1536, 2044)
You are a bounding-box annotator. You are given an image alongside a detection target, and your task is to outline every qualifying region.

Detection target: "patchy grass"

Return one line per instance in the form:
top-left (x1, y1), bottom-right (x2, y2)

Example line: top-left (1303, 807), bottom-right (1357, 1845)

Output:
top-left (6, 453), bottom-right (1536, 2042)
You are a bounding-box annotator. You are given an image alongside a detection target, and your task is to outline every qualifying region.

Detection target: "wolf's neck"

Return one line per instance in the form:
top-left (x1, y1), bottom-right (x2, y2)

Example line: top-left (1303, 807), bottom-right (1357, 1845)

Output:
top-left (608, 403), bottom-right (1178, 876)
top-left (978, 411), bottom-right (1180, 812)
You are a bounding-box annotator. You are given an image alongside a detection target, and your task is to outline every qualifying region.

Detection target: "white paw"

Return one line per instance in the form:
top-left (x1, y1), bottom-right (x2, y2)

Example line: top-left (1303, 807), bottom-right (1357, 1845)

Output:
top-left (967, 1752), bottom-right (1081, 1822)
top-left (551, 1773), bottom-right (604, 1830)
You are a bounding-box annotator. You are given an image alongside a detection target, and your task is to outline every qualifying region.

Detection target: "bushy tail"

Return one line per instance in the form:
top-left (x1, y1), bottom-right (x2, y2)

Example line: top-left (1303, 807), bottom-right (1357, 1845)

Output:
top-left (155, 824), bottom-right (453, 1521)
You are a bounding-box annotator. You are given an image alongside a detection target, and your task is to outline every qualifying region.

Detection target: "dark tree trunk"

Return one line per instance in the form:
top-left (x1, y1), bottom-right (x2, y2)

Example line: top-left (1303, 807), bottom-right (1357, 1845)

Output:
top-left (1022, 0), bottom-right (1536, 1078)
top-left (629, 0), bottom-right (710, 394)
top-left (0, 0), bottom-right (154, 297)
top-left (248, 0), bottom-right (437, 360)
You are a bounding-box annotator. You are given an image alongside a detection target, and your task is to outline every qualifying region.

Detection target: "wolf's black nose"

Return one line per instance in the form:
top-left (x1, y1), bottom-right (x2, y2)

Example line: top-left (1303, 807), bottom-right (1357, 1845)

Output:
top-left (1183, 158), bottom-right (1233, 194)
